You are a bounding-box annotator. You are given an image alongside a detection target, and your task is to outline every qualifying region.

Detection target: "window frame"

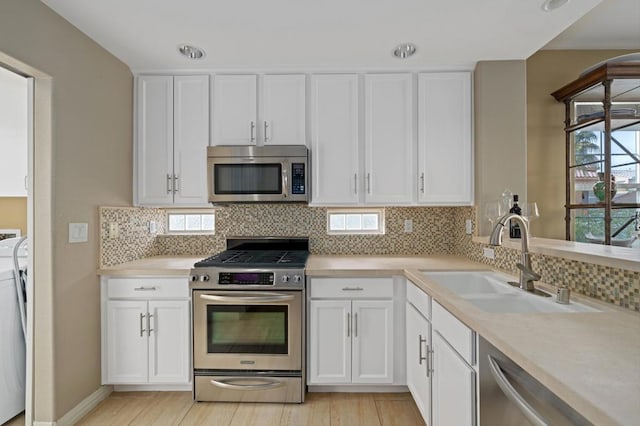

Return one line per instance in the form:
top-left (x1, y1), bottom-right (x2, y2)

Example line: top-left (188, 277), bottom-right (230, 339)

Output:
top-left (165, 209), bottom-right (215, 235)
top-left (326, 208), bottom-right (385, 235)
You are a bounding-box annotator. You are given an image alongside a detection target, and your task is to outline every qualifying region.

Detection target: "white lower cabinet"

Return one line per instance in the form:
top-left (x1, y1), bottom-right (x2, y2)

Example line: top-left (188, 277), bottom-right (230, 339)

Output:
top-left (102, 277), bottom-right (190, 386)
top-left (308, 277), bottom-right (395, 385)
top-left (406, 281), bottom-right (477, 426)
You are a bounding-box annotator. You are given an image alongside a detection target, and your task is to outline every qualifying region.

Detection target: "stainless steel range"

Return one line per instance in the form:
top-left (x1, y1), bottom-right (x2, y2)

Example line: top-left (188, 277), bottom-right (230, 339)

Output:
top-left (189, 238), bottom-right (308, 403)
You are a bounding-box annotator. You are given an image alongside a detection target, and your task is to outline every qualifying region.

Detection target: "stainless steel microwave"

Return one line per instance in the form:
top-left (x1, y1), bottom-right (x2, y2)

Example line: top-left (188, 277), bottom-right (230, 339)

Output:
top-left (207, 145), bottom-right (309, 203)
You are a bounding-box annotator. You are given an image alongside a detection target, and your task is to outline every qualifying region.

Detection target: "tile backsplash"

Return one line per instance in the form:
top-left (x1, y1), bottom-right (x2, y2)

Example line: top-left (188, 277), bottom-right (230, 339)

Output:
top-left (100, 205), bottom-right (639, 311)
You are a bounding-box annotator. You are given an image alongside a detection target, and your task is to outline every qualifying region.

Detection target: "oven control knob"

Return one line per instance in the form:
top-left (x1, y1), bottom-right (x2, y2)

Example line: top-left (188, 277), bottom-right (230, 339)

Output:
top-left (281, 275), bottom-right (290, 283)
top-left (190, 275), bottom-right (199, 282)
top-left (293, 275), bottom-right (303, 283)
top-left (199, 274), bottom-right (210, 282)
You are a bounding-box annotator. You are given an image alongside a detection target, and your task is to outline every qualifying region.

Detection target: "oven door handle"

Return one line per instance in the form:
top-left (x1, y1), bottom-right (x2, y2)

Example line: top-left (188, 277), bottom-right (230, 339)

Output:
top-left (209, 378), bottom-right (286, 391)
top-left (199, 292), bottom-right (295, 303)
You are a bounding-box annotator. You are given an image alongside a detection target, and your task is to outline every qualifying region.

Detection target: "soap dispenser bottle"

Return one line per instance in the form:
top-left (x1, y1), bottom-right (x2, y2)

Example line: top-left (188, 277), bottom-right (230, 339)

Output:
top-left (509, 194), bottom-right (522, 238)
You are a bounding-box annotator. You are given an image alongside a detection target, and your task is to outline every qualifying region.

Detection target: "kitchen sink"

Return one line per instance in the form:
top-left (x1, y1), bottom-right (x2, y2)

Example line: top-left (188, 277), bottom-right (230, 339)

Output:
top-left (422, 271), bottom-right (600, 314)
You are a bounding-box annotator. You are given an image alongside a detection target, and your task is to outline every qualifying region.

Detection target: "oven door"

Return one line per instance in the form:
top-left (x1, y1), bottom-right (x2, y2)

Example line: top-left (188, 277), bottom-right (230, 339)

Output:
top-left (193, 290), bottom-right (302, 371)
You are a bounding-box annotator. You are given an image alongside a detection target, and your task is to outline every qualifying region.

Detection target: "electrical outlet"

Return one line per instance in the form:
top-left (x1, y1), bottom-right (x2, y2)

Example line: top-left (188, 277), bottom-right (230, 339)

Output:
top-left (483, 247), bottom-right (495, 259)
top-left (149, 220), bottom-right (157, 234)
top-left (109, 222), bottom-right (119, 239)
top-left (465, 219), bottom-right (473, 234)
top-left (404, 219), bottom-right (413, 233)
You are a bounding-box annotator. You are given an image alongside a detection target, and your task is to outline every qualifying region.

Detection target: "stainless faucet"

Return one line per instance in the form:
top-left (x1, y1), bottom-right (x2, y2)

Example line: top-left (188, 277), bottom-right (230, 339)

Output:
top-left (489, 213), bottom-right (541, 292)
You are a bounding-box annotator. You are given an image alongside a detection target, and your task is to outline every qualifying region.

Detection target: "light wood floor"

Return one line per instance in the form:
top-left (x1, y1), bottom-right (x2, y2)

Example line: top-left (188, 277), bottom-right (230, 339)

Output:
top-left (3, 392), bottom-right (424, 426)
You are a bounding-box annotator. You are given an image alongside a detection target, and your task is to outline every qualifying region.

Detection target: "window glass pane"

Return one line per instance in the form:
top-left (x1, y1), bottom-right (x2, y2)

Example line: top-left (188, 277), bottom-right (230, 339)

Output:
top-left (345, 214), bottom-right (362, 230)
top-left (362, 214), bottom-right (379, 230)
top-left (202, 214), bottom-right (215, 231)
top-left (169, 214), bottom-right (185, 231)
top-left (329, 214), bottom-right (346, 230)
top-left (185, 214), bottom-right (202, 231)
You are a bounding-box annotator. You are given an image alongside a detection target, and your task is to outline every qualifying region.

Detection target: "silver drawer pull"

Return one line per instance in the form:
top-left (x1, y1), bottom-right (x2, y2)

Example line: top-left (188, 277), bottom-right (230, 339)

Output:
top-left (341, 287), bottom-right (364, 291)
top-left (134, 286), bottom-right (157, 291)
top-left (210, 378), bottom-right (285, 391)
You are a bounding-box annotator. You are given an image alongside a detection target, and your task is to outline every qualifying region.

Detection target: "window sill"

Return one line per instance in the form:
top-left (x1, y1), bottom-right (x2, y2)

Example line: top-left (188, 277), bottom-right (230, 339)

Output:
top-left (472, 236), bottom-right (640, 272)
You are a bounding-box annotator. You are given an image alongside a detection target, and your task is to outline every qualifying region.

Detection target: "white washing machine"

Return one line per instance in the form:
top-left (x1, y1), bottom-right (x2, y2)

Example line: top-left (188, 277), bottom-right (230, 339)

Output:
top-left (0, 238), bottom-right (26, 424)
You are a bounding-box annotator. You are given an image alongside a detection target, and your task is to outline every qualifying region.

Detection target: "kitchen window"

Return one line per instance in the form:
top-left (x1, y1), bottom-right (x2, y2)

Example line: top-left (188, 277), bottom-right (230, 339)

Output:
top-left (327, 209), bottom-right (385, 235)
top-left (166, 210), bottom-right (215, 234)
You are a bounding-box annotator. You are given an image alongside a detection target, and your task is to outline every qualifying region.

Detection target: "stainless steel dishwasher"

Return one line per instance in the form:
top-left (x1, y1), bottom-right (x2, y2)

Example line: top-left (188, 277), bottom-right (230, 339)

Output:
top-left (478, 336), bottom-right (592, 426)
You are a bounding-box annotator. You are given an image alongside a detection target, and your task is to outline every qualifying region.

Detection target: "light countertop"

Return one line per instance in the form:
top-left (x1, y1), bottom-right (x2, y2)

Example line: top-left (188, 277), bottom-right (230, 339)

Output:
top-left (98, 254), bottom-right (640, 425)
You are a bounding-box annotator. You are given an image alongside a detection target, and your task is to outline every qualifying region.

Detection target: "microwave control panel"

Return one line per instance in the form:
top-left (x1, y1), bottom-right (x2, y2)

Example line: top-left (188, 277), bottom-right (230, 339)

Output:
top-left (291, 163), bottom-right (306, 195)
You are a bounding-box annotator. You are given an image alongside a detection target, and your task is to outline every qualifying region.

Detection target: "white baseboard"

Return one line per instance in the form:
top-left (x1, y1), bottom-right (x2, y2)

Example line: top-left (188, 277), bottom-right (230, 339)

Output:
top-left (113, 383), bottom-right (191, 392)
top-left (54, 385), bottom-right (113, 426)
top-left (307, 385), bottom-right (409, 393)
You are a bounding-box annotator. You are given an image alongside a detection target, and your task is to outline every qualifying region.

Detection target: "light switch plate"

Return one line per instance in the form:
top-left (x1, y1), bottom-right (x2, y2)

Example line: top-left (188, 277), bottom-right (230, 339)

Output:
top-left (483, 247), bottom-right (495, 259)
top-left (109, 222), bottom-right (119, 239)
top-left (69, 223), bottom-right (88, 243)
top-left (465, 219), bottom-right (473, 234)
top-left (149, 220), bottom-right (157, 234)
top-left (404, 219), bottom-right (413, 233)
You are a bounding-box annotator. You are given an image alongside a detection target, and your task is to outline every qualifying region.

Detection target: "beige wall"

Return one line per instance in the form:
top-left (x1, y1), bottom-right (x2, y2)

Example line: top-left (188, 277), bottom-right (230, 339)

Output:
top-left (526, 50), bottom-right (638, 239)
top-left (474, 61), bottom-right (528, 236)
top-left (0, 197), bottom-right (27, 235)
top-left (0, 0), bottom-right (132, 422)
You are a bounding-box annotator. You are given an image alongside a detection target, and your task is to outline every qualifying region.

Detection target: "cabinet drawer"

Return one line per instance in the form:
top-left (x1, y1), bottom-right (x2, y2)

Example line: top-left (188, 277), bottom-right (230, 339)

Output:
top-left (407, 281), bottom-right (431, 318)
top-left (432, 301), bottom-right (475, 365)
top-left (106, 277), bottom-right (188, 299)
top-left (309, 277), bottom-right (393, 299)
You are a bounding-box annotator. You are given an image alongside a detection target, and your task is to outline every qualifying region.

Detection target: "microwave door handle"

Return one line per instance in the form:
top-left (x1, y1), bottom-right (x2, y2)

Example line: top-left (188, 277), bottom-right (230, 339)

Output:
top-left (200, 293), bottom-right (295, 303)
top-left (282, 163), bottom-right (289, 198)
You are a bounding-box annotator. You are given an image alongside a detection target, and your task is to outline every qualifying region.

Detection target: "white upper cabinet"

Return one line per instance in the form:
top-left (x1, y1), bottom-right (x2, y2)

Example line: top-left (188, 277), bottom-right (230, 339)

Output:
top-left (0, 68), bottom-right (28, 197)
top-left (212, 75), bottom-right (257, 145)
top-left (417, 72), bottom-right (472, 205)
top-left (310, 74), bottom-right (360, 205)
top-left (135, 75), bottom-right (209, 206)
top-left (212, 74), bottom-right (306, 146)
top-left (261, 74), bottom-right (306, 145)
top-left (364, 74), bottom-right (415, 204)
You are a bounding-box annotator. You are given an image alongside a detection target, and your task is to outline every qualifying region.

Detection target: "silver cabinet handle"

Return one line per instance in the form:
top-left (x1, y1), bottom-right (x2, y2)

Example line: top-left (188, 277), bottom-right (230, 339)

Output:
top-left (420, 172), bottom-right (425, 194)
top-left (354, 312), bottom-right (358, 337)
top-left (418, 335), bottom-right (427, 366)
top-left (366, 173), bottom-right (371, 194)
top-left (166, 174), bottom-right (172, 194)
top-left (487, 355), bottom-right (548, 426)
top-left (139, 313), bottom-right (146, 337)
top-left (342, 287), bottom-right (364, 291)
top-left (210, 378), bottom-right (285, 391)
top-left (147, 313), bottom-right (153, 337)
top-left (24, 176), bottom-right (28, 191)
top-left (134, 286), bottom-right (157, 291)
top-left (354, 174), bottom-right (358, 194)
top-left (200, 292), bottom-right (294, 303)
top-left (173, 174), bottom-right (179, 194)
top-left (427, 345), bottom-right (433, 376)
top-left (347, 312), bottom-right (351, 337)
top-left (264, 121), bottom-right (270, 143)
top-left (250, 121), bottom-right (256, 143)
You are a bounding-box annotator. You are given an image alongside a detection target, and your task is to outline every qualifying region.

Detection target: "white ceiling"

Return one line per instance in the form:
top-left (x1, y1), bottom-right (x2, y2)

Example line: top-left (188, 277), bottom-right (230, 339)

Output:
top-left (40, 0), bottom-right (634, 72)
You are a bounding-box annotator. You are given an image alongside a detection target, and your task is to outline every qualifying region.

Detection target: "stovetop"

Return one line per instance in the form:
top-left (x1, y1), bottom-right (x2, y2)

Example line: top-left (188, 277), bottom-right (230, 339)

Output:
top-left (194, 249), bottom-right (309, 268)
top-left (193, 237), bottom-right (310, 269)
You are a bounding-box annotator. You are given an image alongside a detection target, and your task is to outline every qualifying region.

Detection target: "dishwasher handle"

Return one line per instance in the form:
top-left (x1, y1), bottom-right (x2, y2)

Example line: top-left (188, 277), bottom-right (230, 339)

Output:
top-left (487, 355), bottom-right (548, 426)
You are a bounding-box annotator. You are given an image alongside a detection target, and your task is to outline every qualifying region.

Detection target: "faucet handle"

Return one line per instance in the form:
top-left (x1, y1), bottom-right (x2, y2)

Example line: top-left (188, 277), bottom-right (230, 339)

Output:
top-left (516, 263), bottom-right (541, 281)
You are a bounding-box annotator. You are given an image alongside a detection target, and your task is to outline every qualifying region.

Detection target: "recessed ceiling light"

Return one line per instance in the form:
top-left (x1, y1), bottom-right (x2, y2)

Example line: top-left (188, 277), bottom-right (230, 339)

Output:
top-left (393, 43), bottom-right (416, 59)
top-left (178, 44), bottom-right (205, 59)
top-left (542, 0), bottom-right (569, 12)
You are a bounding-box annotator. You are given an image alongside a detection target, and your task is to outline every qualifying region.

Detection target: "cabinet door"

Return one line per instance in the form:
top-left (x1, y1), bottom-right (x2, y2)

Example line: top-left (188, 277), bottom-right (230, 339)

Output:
top-left (173, 75), bottom-right (209, 205)
top-left (136, 75), bottom-right (174, 205)
top-left (352, 300), bottom-right (393, 384)
top-left (432, 331), bottom-right (476, 426)
top-left (105, 300), bottom-right (148, 384)
top-left (0, 67), bottom-right (28, 196)
top-left (261, 74), bottom-right (306, 145)
top-left (212, 75), bottom-right (257, 145)
top-left (418, 72), bottom-right (472, 205)
top-left (310, 74), bottom-right (360, 205)
top-left (364, 74), bottom-right (415, 204)
top-left (148, 300), bottom-right (190, 383)
top-left (406, 302), bottom-right (431, 423)
top-left (308, 300), bottom-right (351, 384)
